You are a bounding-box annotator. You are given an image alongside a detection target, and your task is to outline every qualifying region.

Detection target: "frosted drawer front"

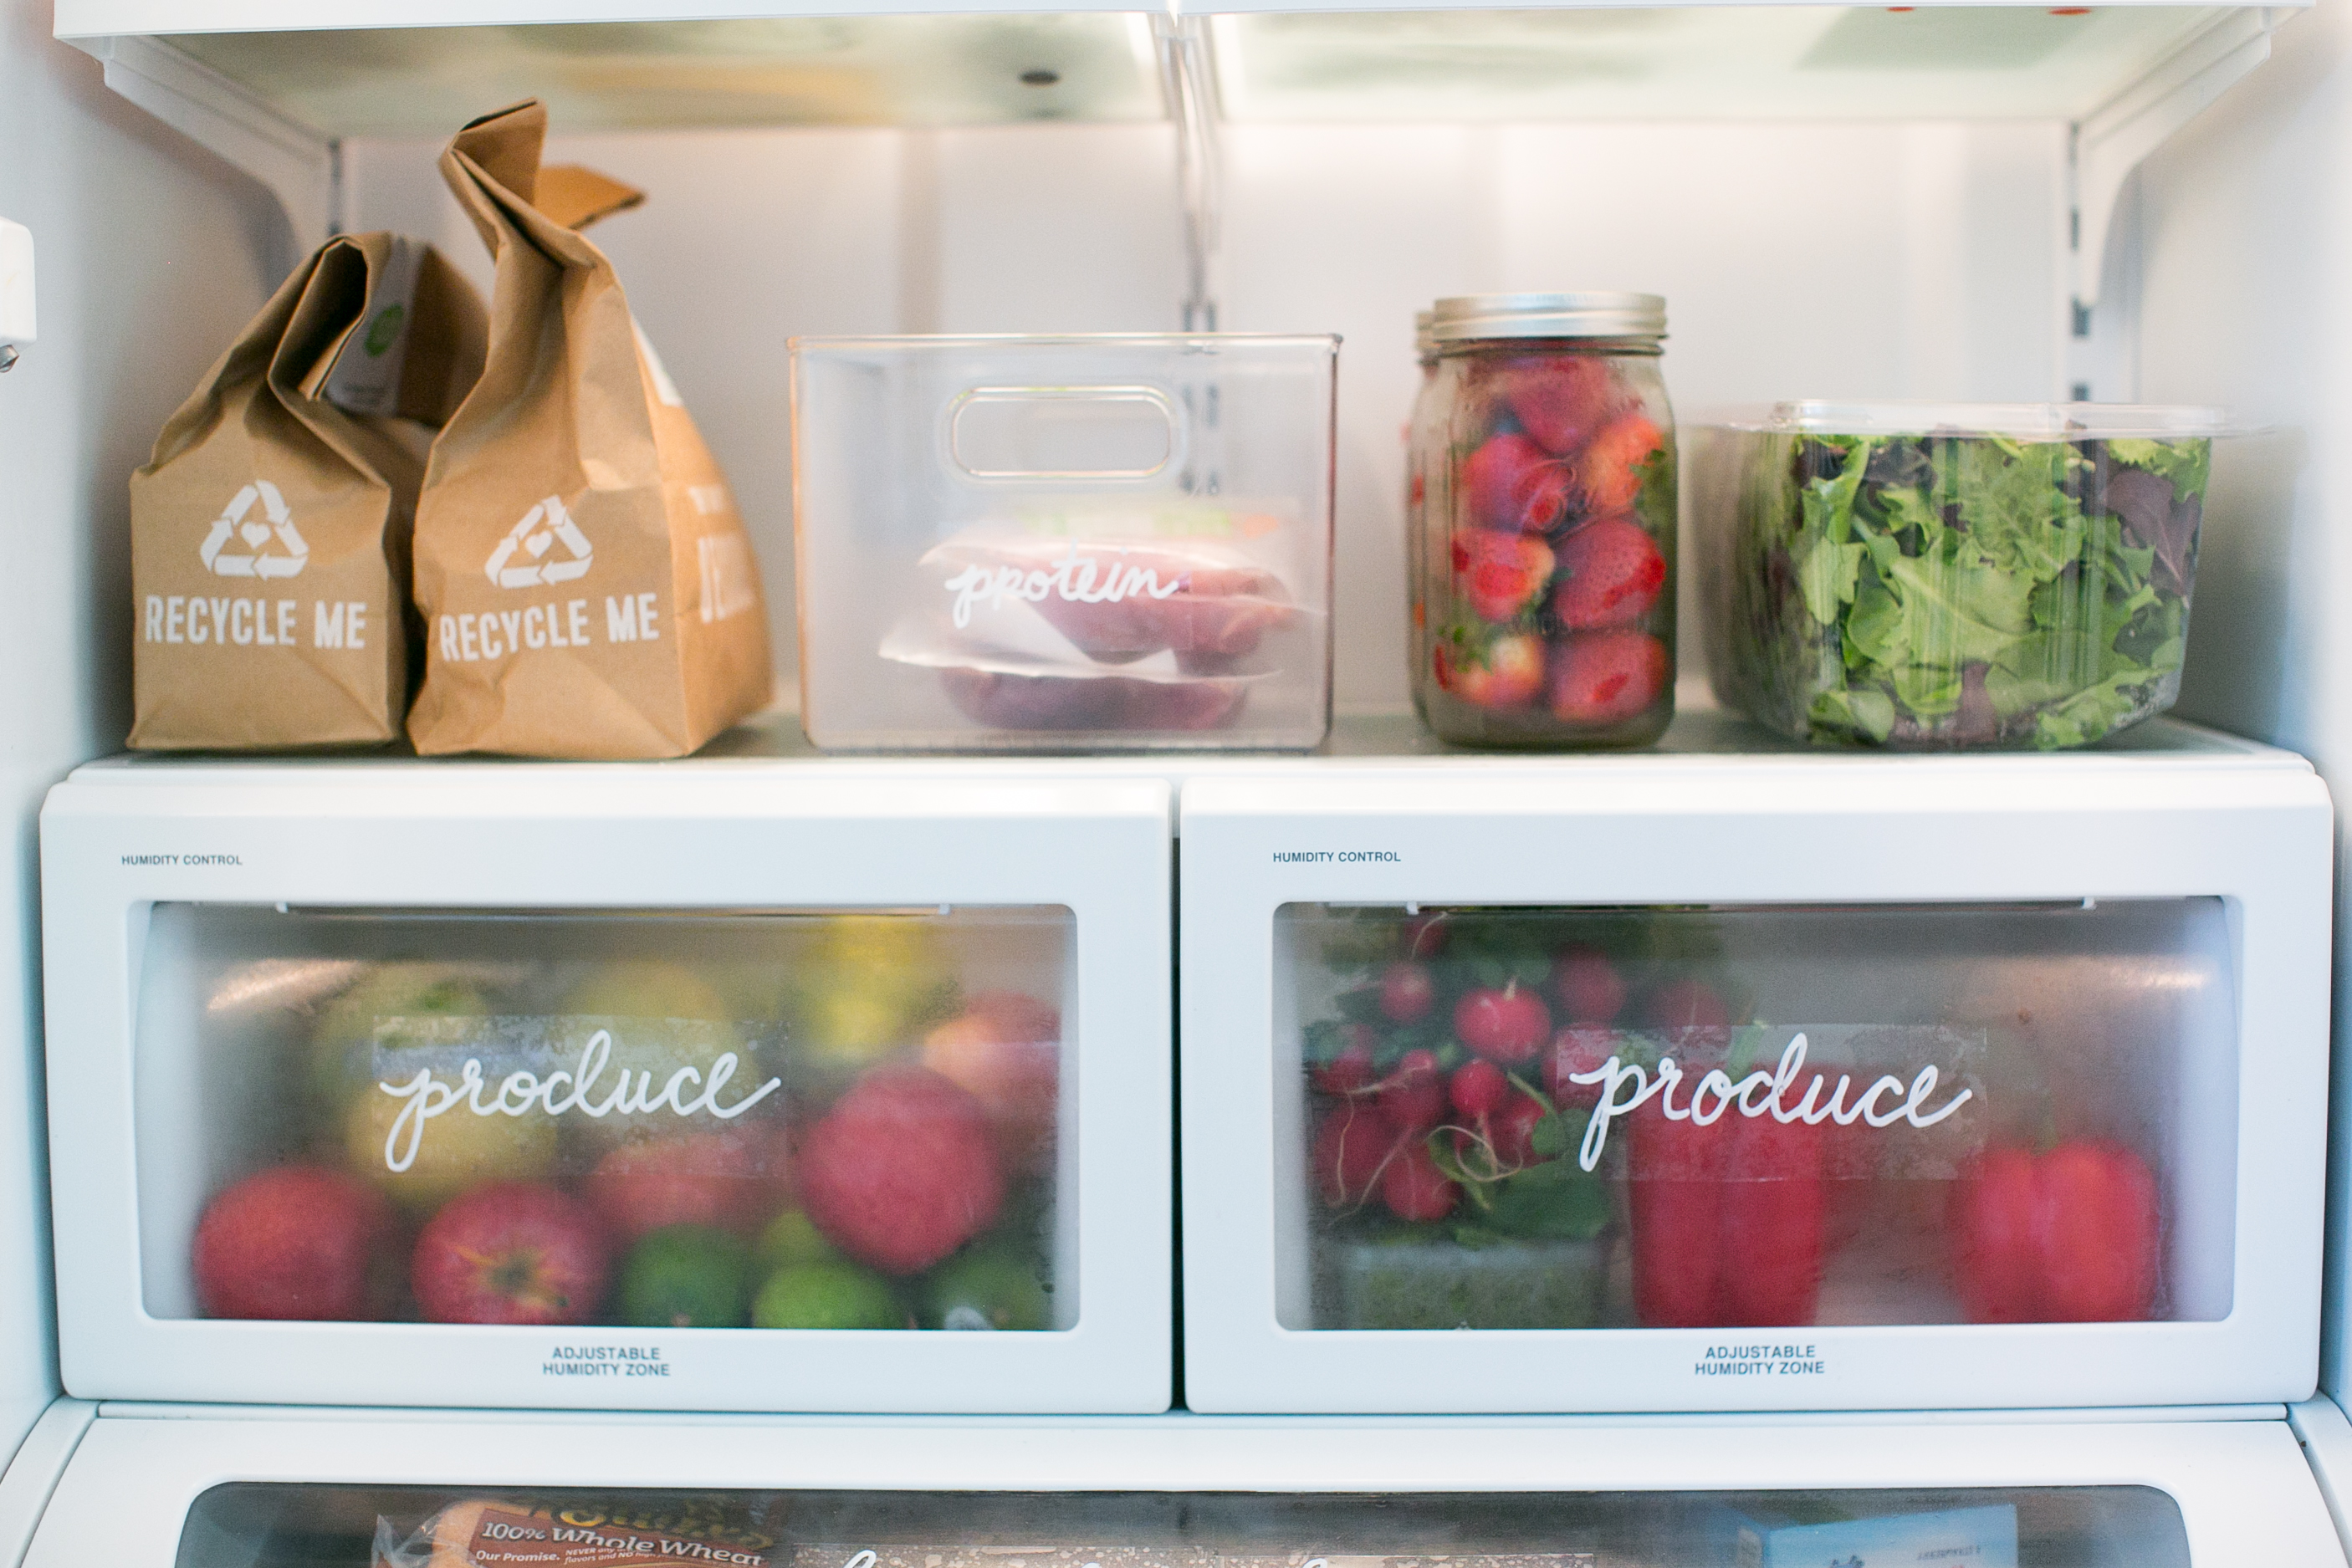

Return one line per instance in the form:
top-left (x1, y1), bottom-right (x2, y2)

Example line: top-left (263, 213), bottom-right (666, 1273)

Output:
top-left (173, 1484), bottom-right (2190, 1568)
top-left (1276, 899), bottom-right (2234, 1334)
top-left (135, 904), bottom-right (1074, 1336)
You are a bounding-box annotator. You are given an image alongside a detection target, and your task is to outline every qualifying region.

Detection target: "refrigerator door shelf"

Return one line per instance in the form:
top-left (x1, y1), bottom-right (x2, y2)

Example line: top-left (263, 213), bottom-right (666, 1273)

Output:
top-left (12, 1408), bottom-right (2346, 1568)
top-left (1179, 749), bottom-right (2333, 1413)
top-left (38, 768), bottom-right (1173, 1414)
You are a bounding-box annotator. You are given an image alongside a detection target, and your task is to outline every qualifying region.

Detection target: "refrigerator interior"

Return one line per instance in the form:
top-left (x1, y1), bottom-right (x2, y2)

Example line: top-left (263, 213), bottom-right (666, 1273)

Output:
top-left (6, 0), bottom-right (2352, 1555)
top-left (8, 1407), bottom-right (2349, 1568)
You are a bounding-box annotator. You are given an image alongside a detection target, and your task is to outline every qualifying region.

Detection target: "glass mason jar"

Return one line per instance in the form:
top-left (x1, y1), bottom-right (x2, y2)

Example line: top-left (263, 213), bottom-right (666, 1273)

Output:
top-left (1410, 293), bottom-right (1676, 748)
top-left (1404, 309), bottom-right (1440, 723)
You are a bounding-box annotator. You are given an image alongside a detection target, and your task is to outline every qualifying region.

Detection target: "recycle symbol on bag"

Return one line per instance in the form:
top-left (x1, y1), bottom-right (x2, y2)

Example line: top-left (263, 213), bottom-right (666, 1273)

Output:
top-left (484, 495), bottom-right (593, 590)
top-left (199, 480), bottom-right (309, 579)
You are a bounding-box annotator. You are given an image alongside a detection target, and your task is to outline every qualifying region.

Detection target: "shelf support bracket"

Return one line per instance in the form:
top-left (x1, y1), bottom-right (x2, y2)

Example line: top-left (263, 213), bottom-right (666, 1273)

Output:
top-left (1155, 13), bottom-right (1222, 334)
top-left (2070, 6), bottom-right (2288, 312)
top-left (60, 33), bottom-right (338, 272)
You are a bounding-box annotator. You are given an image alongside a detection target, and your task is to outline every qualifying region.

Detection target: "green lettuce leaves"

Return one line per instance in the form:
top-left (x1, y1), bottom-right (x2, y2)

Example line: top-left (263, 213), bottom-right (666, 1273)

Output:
top-left (1739, 432), bottom-right (2206, 748)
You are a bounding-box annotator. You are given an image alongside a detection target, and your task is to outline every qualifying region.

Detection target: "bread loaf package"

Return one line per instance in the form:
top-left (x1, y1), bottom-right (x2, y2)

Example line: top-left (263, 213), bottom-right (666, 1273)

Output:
top-left (407, 100), bottom-right (773, 758)
top-left (376, 1497), bottom-right (785, 1568)
top-left (129, 233), bottom-right (485, 748)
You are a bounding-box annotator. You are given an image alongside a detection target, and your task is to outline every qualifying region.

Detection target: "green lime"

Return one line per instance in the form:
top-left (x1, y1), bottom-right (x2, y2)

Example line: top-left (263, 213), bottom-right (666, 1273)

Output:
top-left (752, 1261), bottom-right (902, 1330)
top-left (755, 1209), bottom-right (838, 1270)
top-left (921, 1245), bottom-right (1051, 1331)
top-left (618, 1224), bottom-right (754, 1329)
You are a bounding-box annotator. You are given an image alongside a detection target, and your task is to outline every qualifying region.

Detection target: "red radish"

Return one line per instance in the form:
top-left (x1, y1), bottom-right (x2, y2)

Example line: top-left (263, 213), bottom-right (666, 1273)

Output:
top-left (1644, 978), bottom-right (1731, 1030)
top-left (1449, 1058), bottom-right (1510, 1120)
top-left (1552, 945), bottom-right (1628, 1024)
top-left (1311, 1027), bottom-right (1378, 1096)
top-left (193, 1166), bottom-right (391, 1321)
top-left (1380, 1141), bottom-right (1460, 1222)
top-left (1490, 1090), bottom-right (1549, 1168)
top-left (798, 1066), bottom-right (1005, 1275)
top-left (1378, 1049), bottom-right (1447, 1132)
top-left (1313, 1102), bottom-right (1402, 1208)
top-left (1506, 356), bottom-right (1620, 456)
top-left (1545, 1025), bottom-right (1623, 1108)
top-left (1453, 529), bottom-right (1556, 623)
top-left (1551, 517), bottom-right (1665, 630)
top-left (1569, 412), bottom-right (1663, 515)
top-left (1462, 432), bottom-right (1570, 533)
top-left (1548, 629), bottom-right (1669, 726)
top-left (1434, 632), bottom-right (1545, 708)
top-left (1402, 912), bottom-right (1450, 958)
top-left (412, 1182), bottom-right (611, 1325)
top-left (1454, 980), bottom-right (1552, 1065)
top-left (1378, 960), bottom-right (1437, 1023)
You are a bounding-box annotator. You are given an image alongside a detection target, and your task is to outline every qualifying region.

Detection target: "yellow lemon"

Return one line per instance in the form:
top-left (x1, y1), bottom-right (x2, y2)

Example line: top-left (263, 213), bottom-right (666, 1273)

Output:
top-left (342, 1084), bottom-right (558, 1214)
top-left (308, 965), bottom-right (489, 1112)
top-left (557, 962), bottom-right (758, 1152)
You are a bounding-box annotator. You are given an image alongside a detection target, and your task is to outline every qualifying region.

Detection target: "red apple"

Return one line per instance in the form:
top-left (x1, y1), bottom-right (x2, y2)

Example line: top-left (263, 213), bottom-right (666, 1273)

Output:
top-left (921, 990), bottom-right (1062, 1166)
top-left (798, 1066), bottom-right (1005, 1276)
top-left (412, 1182), bottom-right (611, 1325)
top-left (192, 1165), bottom-right (391, 1320)
top-left (584, 1126), bottom-right (788, 1244)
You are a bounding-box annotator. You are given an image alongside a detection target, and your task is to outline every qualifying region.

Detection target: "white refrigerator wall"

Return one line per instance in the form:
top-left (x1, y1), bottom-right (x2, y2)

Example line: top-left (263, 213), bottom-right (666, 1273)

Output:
top-left (347, 115), bottom-right (2063, 713)
top-left (2134, 0), bottom-right (2352, 1393)
top-left (0, 0), bottom-right (278, 1468)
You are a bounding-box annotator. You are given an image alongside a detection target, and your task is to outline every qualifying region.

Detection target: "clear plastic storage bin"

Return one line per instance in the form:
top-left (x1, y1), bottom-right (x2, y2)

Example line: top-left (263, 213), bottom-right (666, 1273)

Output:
top-left (139, 906), bottom-right (1072, 1336)
top-left (41, 762), bottom-right (1174, 1412)
top-left (1177, 741), bottom-right (2332, 1413)
top-left (792, 335), bottom-right (1338, 752)
top-left (1693, 403), bottom-right (2229, 750)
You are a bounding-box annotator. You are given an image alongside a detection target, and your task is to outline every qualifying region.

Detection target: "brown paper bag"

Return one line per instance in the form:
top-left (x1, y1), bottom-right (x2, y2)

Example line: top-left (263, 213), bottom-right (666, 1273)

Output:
top-left (129, 233), bottom-right (485, 748)
top-left (407, 100), bottom-right (773, 758)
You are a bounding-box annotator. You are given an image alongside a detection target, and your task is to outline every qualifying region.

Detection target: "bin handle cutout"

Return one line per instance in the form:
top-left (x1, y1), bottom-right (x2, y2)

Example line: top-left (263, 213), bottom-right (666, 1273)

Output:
top-left (946, 385), bottom-right (1183, 481)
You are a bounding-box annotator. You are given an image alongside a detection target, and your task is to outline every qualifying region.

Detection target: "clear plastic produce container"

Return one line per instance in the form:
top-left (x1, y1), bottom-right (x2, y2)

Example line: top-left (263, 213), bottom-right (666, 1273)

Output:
top-left (140, 906), bottom-right (1075, 1337)
top-left (1695, 402), bottom-right (2228, 749)
top-left (1281, 899), bottom-right (2233, 1335)
top-left (792, 335), bottom-right (1338, 752)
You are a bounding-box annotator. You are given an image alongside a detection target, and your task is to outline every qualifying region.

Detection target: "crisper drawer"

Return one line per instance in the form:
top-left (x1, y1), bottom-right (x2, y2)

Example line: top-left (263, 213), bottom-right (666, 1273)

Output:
top-left (14, 1411), bottom-right (2346, 1568)
top-left (1178, 752), bottom-right (2333, 1413)
top-left (38, 765), bottom-right (1173, 1412)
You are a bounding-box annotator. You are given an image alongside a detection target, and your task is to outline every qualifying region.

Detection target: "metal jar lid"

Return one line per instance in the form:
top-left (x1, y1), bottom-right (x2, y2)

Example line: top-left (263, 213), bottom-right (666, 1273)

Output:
top-left (1430, 292), bottom-right (1666, 343)
top-left (1413, 309), bottom-right (1437, 360)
